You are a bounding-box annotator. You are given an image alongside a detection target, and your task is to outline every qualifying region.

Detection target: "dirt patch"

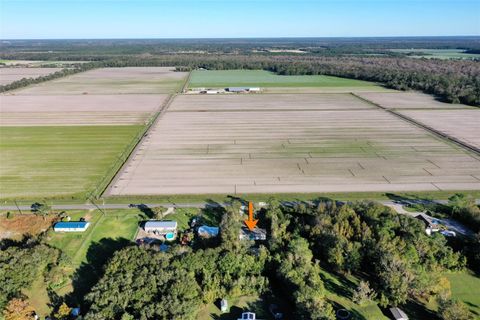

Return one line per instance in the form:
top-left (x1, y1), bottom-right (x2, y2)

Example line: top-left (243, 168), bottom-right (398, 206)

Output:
top-left (13, 67), bottom-right (188, 95)
top-left (0, 94), bottom-right (167, 126)
top-left (108, 94), bottom-right (480, 195)
top-left (0, 214), bottom-right (56, 240)
top-left (355, 91), bottom-right (472, 109)
top-left (0, 68), bottom-right (62, 86)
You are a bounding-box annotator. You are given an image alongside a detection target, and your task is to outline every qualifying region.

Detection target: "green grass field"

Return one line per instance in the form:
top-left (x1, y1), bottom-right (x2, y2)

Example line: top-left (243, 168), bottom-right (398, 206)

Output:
top-left (189, 70), bottom-right (383, 89)
top-left (197, 295), bottom-right (270, 320)
top-left (0, 125), bottom-right (143, 200)
top-left (47, 209), bottom-right (141, 266)
top-left (391, 49), bottom-right (480, 60)
top-left (447, 271), bottom-right (480, 316)
top-left (320, 269), bottom-right (389, 319)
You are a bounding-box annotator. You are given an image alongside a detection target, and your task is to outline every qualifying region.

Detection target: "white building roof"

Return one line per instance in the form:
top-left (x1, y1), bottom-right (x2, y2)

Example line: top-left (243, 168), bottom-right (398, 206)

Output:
top-left (144, 221), bottom-right (177, 229)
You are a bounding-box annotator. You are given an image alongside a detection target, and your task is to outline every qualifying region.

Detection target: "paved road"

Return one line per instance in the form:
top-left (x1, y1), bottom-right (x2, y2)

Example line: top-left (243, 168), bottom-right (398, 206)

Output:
top-left (1, 199), bottom-right (478, 211)
top-left (2, 198), bottom-right (477, 236)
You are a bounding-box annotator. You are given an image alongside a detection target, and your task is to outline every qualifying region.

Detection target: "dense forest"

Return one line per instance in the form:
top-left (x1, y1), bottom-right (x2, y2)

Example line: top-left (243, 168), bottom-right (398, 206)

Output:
top-left (1, 37), bottom-right (479, 106)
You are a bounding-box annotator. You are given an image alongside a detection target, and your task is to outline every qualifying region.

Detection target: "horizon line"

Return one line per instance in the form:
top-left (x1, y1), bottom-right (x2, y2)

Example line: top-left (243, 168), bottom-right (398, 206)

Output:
top-left (2, 35), bottom-right (480, 41)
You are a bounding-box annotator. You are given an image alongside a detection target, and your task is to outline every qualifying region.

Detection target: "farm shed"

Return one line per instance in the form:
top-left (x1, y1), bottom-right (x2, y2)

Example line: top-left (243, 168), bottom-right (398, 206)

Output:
top-left (239, 227), bottom-right (267, 241)
top-left (225, 87), bottom-right (259, 93)
top-left (389, 307), bottom-right (408, 320)
top-left (144, 220), bottom-right (177, 234)
top-left (53, 221), bottom-right (90, 232)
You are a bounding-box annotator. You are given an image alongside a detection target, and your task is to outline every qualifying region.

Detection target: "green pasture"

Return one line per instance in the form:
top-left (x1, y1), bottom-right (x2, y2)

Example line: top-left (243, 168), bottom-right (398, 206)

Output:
top-left (0, 125), bottom-right (143, 200)
top-left (189, 70), bottom-right (383, 89)
top-left (447, 271), bottom-right (480, 316)
top-left (391, 49), bottom-right (480, 60)
top-left (320, 269), bottom-right (389, 319)
top-left (47, 209), bottom-right (141, 266)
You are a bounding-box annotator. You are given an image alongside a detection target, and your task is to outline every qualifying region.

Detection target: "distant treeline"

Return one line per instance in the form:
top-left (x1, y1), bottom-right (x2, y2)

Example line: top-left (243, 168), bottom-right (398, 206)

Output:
top-left (100, 55), bottom-right (480, 106)
top-left (1, 51), bottom-right (478, 106)
top-left (1, 37), bottom-right (480, 56)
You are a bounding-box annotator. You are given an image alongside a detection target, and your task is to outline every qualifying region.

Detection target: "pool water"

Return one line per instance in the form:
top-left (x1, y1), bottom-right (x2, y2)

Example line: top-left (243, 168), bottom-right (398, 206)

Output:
top-left (165, 232), bottom-right (175, 240)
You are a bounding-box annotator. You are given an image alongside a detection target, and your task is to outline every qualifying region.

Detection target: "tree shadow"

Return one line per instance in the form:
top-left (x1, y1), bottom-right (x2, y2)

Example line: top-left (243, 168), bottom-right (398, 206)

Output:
top-left (136, 204), bottom-right (154, 219)
top-left (203, 199), bottom-right (227, 225)
top-left (328, 300), bottom-right (367, 320)
top-left (401, 299), bottom-right (440, 320)
top-left (210, 298), bottom-right (268, 320)
top-left (66, 237), bottom-right (132, 308)
top-left (320, 273), bottom-right (356, 301)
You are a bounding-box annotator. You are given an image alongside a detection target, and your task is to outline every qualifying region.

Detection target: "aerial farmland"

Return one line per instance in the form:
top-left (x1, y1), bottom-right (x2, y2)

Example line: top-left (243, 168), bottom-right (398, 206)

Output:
top-left (0, 67), bottom-right (188, 200)
top-left (188, 69), bottom-right (393, 93)
top-left (0, 67), bottom-right (62, 85)
top-left (108, 82), bottom-right (480, 196)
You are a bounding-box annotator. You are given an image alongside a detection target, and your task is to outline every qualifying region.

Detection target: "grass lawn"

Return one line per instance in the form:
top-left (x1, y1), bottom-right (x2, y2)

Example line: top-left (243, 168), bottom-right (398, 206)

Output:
top-left (197, 295), bottom-right (270, 320)
top-left (47, 209), bottom-right (141, 266)
top-left (390, 49), bottom-right (480, 60)
top-left (447, 271), bottom-right (480, 317)
top-left (319, 269), bottom-right (389, 320)
top-left (0, 125), bottom-right (144, 200)
top-left (189, 70), bottom-right (383, 89)
top-left (103, 190), bottom-right (480, 206)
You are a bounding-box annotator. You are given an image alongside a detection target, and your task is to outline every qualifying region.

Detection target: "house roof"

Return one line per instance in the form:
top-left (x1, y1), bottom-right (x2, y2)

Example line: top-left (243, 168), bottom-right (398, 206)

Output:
top-left (54, 222), bottom-right (89, 229)
top-left (144, 220), bottom-right (177, 229)
top-left (390, 307), bottom-right (408, 320)
top-left (227, 87), bottom-right (251, 91)
top-left (240, 227), bottom-right (267, 240)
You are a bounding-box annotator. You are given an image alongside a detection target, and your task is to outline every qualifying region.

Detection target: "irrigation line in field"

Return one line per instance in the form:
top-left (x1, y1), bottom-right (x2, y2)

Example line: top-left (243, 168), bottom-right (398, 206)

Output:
top-left (351, 93), bottom-right (480, 156)
top-left (86, 98), bottom-right (168, 201)
top-left (93, 71), bottom-right (192, 200)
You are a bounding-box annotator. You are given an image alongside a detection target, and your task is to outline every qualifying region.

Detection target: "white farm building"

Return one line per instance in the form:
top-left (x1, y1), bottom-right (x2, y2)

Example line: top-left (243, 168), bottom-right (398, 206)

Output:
top-left (144, 220), bottom-right (177, 234)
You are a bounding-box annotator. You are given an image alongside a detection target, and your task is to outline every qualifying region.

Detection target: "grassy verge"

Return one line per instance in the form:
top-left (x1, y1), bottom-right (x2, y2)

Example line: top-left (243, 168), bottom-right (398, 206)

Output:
top-left (100, 190), bottom-right (480, 205)
top-left (3, 190), bottom-right (479, 209)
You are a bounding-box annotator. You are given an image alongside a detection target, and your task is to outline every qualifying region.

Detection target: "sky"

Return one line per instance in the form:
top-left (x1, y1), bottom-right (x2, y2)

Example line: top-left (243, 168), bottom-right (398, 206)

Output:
top-left (1, 0), bottom-right (479, 39)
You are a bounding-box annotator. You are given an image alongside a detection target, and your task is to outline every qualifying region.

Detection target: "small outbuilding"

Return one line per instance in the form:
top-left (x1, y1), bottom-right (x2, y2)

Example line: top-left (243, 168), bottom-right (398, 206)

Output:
top-left (389, 307), bottom-right (408, 320)
top-left (225, 87), bottom-right (260, 93)
top-left (238, 312), bottom-right (256, 320)
top-left (54, 222), bottom-right (90, 232)
top-left (220, 299), bottom-right (228, 312)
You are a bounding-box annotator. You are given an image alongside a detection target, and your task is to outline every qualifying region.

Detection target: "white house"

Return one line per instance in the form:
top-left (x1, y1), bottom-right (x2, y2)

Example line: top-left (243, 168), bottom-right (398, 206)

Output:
top-left (144, 220), bottom-right (177, 235)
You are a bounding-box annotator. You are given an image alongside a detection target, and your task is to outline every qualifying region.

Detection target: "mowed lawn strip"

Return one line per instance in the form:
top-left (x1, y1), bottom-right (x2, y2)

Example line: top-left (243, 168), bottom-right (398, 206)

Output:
top-left (446, 271), bottom-right (480, 316)
top-left (189, 70), bottom-right (383, 88)
top-left (47, 209), bottom-right (141, 266)
top-left (0, 125), bottom-right (144, 200)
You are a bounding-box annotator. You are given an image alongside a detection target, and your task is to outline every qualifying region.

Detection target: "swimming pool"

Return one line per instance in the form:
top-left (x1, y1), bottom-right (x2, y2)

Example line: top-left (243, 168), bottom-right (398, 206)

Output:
top-left (165, 232), bottom-right (175, 241)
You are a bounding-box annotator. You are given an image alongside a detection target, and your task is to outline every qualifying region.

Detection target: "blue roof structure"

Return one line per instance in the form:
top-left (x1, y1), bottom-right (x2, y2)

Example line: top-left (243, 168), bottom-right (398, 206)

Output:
top-left (54, 221), bottom-right (89, 229)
